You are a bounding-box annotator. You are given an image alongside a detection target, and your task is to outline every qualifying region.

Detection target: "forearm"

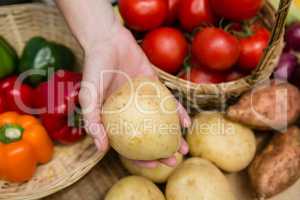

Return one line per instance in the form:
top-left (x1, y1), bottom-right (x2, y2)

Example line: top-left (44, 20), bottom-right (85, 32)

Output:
top-left (55, 0), bottom-right (120, 51)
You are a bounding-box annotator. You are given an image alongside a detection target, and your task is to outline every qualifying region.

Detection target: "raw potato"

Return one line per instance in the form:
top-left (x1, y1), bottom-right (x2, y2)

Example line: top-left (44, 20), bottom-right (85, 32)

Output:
top-left (227, 80), bottom-right (300, 130)
top-left (120, 153), bottom-right (183, 183)
top-left (187, 112), bottom-right (256, 172)
top-left (105, 176), bottom-right (165, 200)
top-left (165, 158), bottom-right (236, 200)
top-left (102, 77), bottom-right (181, 160)
top-left (249, 126), bottom-right (300, 198)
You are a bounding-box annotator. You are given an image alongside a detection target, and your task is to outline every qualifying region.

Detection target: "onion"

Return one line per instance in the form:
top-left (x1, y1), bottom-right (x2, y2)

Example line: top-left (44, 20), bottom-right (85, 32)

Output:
top-left (285, 23), bottom-right (300, 52)
top-left (273, 53), bottom-right (298, 80)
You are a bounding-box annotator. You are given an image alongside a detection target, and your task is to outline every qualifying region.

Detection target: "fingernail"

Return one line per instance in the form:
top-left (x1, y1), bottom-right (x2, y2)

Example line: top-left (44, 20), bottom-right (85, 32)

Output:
top-left (160, 156), bottom-right (177, 167)
top-left (183, 118), bottom-right (192, 128)
top-left (181, 143), bottom-right (189, 155)
top-left (180, 138), bottom-right (189, 155)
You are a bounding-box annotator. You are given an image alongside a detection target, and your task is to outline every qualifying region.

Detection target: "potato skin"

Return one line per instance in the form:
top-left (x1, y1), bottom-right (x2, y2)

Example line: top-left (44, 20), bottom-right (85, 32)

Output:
top-left (249, 126), bottom-right (300, 198)
top-left (102, 77), bottom-right (181, 160)
top-left (187, 112), bottom-right (256, 172)
top-left (120, 153), bottom-right (183, 183)
top-left (227, 81), bottom-right (300, 130)
top-left (105, 176), bottom-right (165, 200)
top-left (165, 158), bottom-right (236, 200)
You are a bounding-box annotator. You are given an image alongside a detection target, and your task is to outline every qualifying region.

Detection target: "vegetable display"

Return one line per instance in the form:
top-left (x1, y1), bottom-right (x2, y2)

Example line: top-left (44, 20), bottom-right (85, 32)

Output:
top-left (0, 37), bottom-right (18, 79)
top-left (192, 27), bottom-right (240, 71)
top-left (118, 0), bottom-right (168, 31)
top-left (227, 81), bottom-right (300, 130)
top-left (0, 76), bottom-right (33, 114)
top-left (237, 25), bottom-right (270, 71)
top-left (0, 112), bottom-right (53, 182)
top-left (120, 153), bottom-right (183, 183)
top-left (18, 37), bottom-right (75, 87)
top-left (273, 53), bottom-right (298, 80)
top-left (285, 23), bottom-right (300, 52)
top-left (1, 0), bottom-right (300, 198)
top-left (35, 70), bottom-right (85, 144)
top-left (105, 176), bottom-right (166, 200)
top-left (249, 127), bottom-right (300, 198)
top-left (165, 158), bottom-right (236, 200)
top-left (187, 112), bottom-right (256, 172)
top-left (178, 0), bottom-right (216, 32)
top-left (0, 35), bottom-right (82, 183)
top-left (210, 0), bottom-right (264, 21)
top-left (117, 0), bottom-right (271, 84)
top-left (142, 27), bottom-right (188, 74)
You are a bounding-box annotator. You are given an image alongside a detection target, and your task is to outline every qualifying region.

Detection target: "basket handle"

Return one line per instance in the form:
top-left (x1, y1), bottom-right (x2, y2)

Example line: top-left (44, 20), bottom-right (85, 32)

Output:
top-left (269, 0), bottom-right (293, 44)
top-left (254, 0), bottom-right (293, 77)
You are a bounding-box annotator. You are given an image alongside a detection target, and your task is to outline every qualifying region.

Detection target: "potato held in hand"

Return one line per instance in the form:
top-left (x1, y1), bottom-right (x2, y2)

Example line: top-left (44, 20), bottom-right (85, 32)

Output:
top-left (105, 176), bottom-right (165, 200)
top-left (120, 153), bottom-right (183, 183)
top-left (166, 158), bottom-right (236, 200)
top-left (187, 112), bottom-right (256, 172)
top-left (227, 81), bottom-right (300, 130)
top-left (102, 77), bottom-right (181, 160)
top-left (249, 126), bottom-right (300, 198)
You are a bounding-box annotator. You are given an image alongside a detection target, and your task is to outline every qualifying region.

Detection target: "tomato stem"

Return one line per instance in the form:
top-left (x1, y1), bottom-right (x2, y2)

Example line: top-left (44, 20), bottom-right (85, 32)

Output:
top-left (183, 55), bottom-right (191, 71)
top-left (0, 124), bottom-right (24, 144)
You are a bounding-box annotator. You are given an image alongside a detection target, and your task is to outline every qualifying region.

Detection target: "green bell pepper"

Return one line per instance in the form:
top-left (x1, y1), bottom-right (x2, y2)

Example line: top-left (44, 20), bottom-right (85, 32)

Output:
top-left (0, 36), bottom-right (18, 79)
top-left (18, 37), bottom-right (75, 87)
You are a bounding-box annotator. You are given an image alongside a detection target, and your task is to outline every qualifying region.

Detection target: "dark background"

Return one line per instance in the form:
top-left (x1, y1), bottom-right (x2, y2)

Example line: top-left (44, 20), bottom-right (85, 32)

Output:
top-left (0, 0), bottom-right (32, 5)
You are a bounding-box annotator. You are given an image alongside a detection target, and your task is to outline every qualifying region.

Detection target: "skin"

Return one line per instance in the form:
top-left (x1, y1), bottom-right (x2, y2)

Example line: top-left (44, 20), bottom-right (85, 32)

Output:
top-left (55, 0), bottom-right (190, 168)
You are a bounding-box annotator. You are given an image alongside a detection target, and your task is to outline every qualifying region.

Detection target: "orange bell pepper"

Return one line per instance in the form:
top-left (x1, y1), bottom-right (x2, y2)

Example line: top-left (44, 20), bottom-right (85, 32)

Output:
top-left (0, 112), bottom-right (53, 182)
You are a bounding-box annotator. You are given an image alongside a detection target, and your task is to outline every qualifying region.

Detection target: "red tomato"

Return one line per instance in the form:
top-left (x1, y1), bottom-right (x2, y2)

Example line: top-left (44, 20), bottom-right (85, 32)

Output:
top-left (225, 71), bottom-right (246, 82)
top-left (178, 0), bottom-right (216, 32)
top-left (142, 27), bottom-right (188, 74)
top-left (165, 0), bottom-right (181, 24)
top-left (192, 28), bottom-right (240, 71)
top-left (210, 0), bottom-right (264, 21)
top-left (180, 67), bottom-right (226, 84)
top-left (119, 0), bottom-right (168, 31)
top-left (238, 26), bottom-right (270, 71)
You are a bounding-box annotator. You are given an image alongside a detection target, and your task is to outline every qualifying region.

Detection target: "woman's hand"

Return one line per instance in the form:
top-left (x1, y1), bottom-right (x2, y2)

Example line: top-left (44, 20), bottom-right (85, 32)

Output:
top-left (80, 24), bottom-right (190, 167)
top-left (56, 0), bottom-right (190, 168)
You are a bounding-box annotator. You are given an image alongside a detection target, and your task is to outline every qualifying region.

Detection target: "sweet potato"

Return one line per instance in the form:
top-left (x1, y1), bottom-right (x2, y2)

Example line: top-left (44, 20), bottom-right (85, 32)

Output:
top-left (227, 80), bottom-right (300, 130)
top-left (248, 126), bottom-right (300, 198)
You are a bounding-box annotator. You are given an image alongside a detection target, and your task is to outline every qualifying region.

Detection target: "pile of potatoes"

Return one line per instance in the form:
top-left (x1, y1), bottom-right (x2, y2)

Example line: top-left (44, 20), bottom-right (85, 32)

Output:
top-left (102, 78), bottom-right (300, 200)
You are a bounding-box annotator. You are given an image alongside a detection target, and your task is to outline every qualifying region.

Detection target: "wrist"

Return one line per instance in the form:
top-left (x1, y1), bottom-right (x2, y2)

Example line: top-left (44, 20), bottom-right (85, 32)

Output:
top-left (83, 22), bottom-right (122, 53)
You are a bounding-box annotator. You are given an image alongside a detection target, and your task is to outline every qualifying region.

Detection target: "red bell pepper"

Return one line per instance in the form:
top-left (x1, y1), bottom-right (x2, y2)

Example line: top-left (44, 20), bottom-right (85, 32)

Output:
top-left (0, 76), bottom-right (34, 114)
top-left (41, 112), bottom-right (85, 144)
top-left (35, 70), bottom-right (85, 144)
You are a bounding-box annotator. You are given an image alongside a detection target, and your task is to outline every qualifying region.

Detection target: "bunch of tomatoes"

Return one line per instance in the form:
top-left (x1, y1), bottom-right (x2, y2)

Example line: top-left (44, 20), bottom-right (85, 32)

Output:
top-left (119, 0), bottom-right (270, 84)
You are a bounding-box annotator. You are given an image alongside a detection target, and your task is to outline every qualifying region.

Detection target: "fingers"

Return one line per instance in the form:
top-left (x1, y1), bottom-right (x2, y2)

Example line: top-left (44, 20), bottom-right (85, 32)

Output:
top-left (133, 160), bottom-right (159, 169)
top-left (177, 101), bottom-right (191, 128)
top-left (159, 155), bottom-right (177, 167)
top-left (179, 138), bottom-right (189, 155)
top-left (79, 86), bottom-right (109, 152)
top-left (83, 110), bottom-right (109, 152)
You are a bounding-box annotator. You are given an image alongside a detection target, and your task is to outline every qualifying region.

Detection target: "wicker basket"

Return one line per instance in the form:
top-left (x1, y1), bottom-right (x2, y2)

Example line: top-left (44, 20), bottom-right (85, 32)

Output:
top-left (0, 1), bottom-right (293, 199)
top-left (156, 0), bottom-right (292, 110)
top-left (0, 4), bottom-right (106, 200)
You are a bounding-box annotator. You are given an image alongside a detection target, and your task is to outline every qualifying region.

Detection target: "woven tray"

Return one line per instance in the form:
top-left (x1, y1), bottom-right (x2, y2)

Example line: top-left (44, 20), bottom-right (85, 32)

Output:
top-left (0, 4), bottom-right (105, 200)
